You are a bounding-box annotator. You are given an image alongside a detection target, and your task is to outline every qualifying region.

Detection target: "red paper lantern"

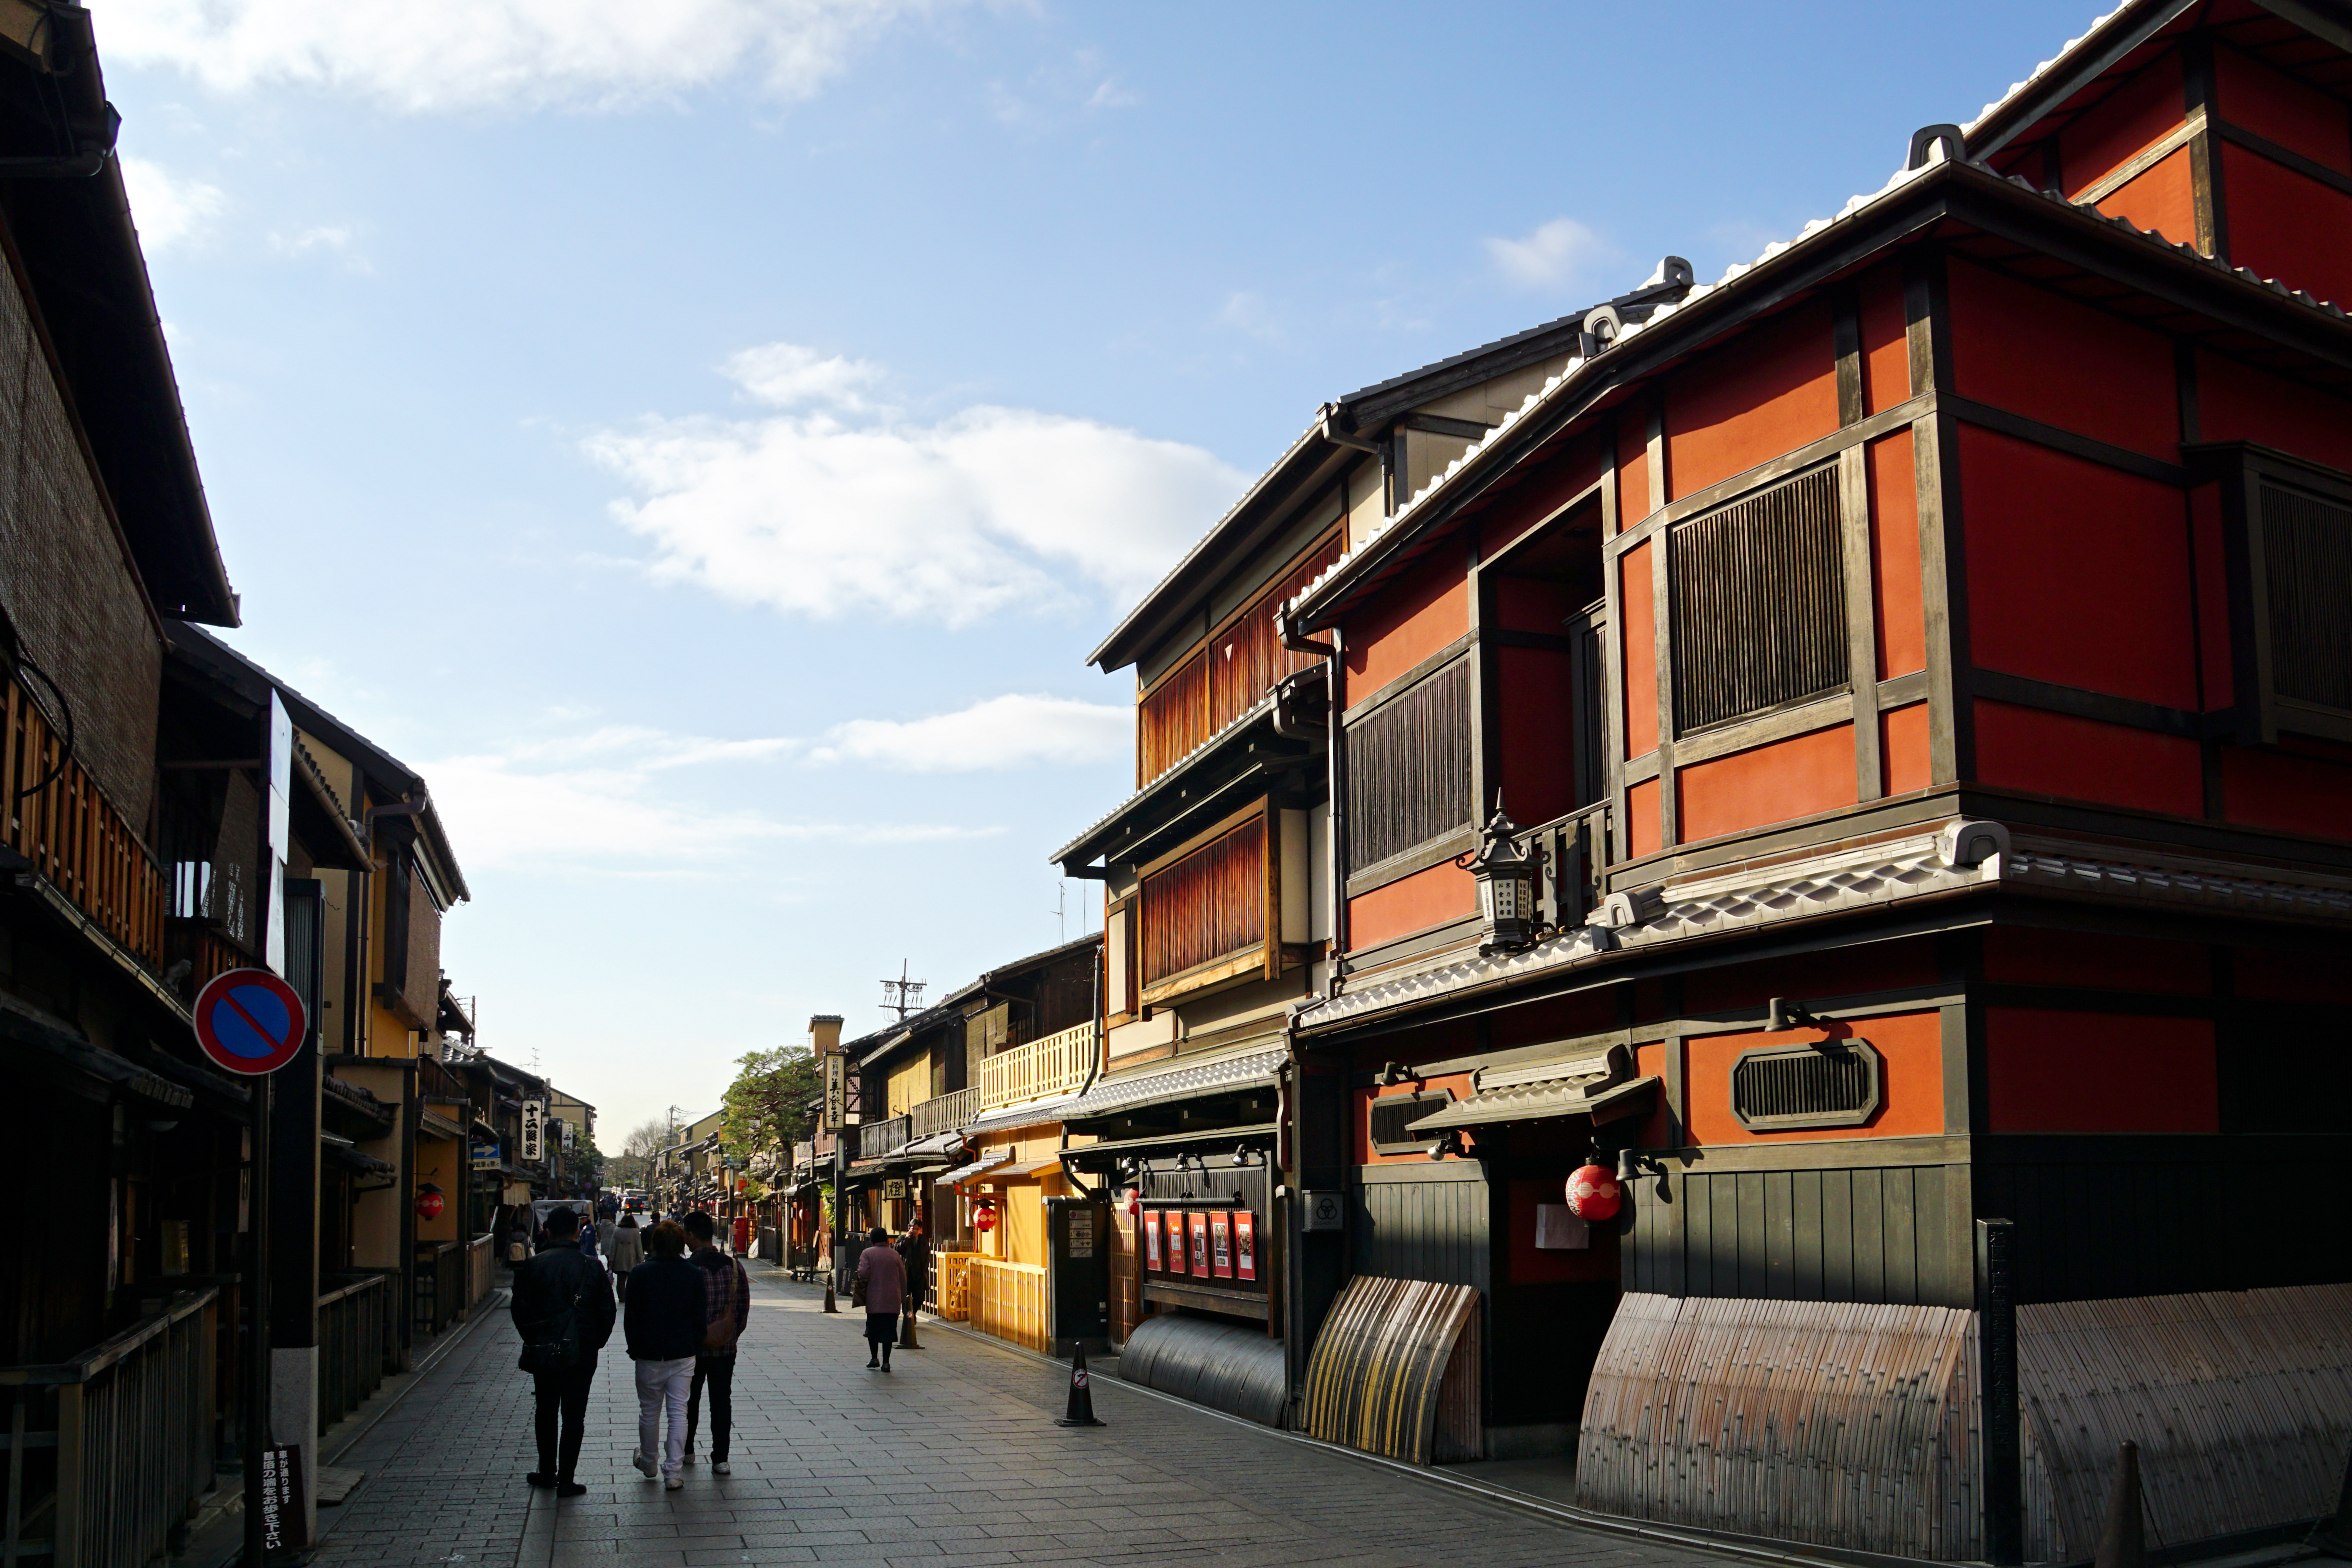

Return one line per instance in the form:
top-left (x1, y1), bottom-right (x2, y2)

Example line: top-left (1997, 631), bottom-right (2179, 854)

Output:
top-left (1565, 1163), bottom-right (1621, 1222)
top-left (415, 1185), bottom-right (445, 1221)
top-left (972, 1200), bottom-right (998, 1233)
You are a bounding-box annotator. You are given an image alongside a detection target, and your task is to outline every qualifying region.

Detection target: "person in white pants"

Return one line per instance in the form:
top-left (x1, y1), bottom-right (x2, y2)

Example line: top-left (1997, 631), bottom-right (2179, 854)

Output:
top-left (621, 1220), bottom-right (704, 1488)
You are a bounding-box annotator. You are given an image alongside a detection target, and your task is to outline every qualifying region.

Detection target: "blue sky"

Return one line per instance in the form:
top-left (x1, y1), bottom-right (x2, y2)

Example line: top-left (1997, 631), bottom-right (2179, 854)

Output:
top-left (104, 0), bottom-right (2083, 1145)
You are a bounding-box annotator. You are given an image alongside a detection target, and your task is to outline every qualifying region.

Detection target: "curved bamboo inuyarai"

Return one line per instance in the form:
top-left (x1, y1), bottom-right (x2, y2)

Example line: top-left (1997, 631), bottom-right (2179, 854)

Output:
top-left (1301, 1276), bottom-right (1480, 1465)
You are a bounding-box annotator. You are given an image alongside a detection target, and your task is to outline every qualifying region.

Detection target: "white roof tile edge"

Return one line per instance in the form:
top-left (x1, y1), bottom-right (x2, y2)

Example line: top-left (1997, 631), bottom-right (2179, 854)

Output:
top-left (1054, 690), bottom-right (1279, 860)
top-left (1962, 4), bottom-right (2132, 134)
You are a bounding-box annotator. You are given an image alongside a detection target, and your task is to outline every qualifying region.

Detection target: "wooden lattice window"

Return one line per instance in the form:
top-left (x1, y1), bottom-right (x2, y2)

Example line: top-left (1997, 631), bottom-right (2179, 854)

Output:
top-left (2188, 443), bottom-right (2352, 747)
top-left (1368, 1091), bottom-right (1451, 1154)
top-left (2258, 482), bottom-right (2352, 717)
top-left (1140, 815), bottom-right (1266, 986)
top-left (1347, 658), bottom-right (1472, 870)
top-left (1671, 464), bottom-right (1847, 733)
top-left (1730, 1039), bottom-right (1882, 1131)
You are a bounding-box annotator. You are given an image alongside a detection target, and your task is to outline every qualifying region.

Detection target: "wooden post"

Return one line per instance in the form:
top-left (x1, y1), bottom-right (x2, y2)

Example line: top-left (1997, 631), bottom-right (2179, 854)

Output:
top-left (1976, 1217), bottom-right (2022, 1564)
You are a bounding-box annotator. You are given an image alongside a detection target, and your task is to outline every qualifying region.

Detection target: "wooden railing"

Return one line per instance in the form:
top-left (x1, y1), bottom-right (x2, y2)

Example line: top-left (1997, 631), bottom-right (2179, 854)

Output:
top-left (465, 1234), bottom-right (495, 1308)
top-left (1525, 799), bottom-right (1614, 931)
top-left (933, 1251), bottom-right (975, 1320)
top-left (317, 1273), bottom-right (394, 1432)
top-left (415, 1241), bottom-right (464, 1337)
top-left (964, 1257), bottom-right (1049, 1351)
top-left (978, 1022), bottom-right (1097, 1110)
top-left (852, 1114), bottom-right (909, 1161)
top-left (0, 1287), bottom-right (217, 1568)
top-left (3, 673), bottom-right (165, 971)
top-left (909, 1086), bottom-right (980, 1140)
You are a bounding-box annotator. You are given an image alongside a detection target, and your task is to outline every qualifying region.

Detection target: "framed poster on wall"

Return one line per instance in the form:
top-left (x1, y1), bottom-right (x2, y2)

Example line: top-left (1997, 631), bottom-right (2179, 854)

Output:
top-left (1210, 1212), bottom-right (1233, 1278)
top-left (1188, 1211), bottom-right (1211, 1275)
top-left (1234, 1211), bottom-right (1256, 1281)
top-left (1160, 1210), bottom-right (1185, 1275)
top-left (1143, 1209), bottom-right (1162, 1270)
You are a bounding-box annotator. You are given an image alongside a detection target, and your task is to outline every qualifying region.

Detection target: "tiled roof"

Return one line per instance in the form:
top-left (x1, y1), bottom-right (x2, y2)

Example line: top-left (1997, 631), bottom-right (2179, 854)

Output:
top-left (1058, 1045), bottom-right (1286, 1122)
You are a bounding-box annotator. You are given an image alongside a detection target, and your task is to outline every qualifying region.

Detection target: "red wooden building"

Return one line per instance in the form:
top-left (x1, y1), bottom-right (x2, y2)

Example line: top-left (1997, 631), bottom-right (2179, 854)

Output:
top-left (1276, 0), bottom-right (2352, 1557)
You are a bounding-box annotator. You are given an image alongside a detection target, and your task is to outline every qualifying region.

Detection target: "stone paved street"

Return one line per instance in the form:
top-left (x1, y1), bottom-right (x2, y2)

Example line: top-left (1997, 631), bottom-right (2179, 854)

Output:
top-left (314, 1267), bottom-right (1726, 1568)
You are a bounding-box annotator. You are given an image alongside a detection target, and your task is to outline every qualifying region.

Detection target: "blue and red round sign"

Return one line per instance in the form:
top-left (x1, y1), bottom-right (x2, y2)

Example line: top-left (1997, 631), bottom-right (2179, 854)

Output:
top-left (192, 969), bottom-right (309, 1076)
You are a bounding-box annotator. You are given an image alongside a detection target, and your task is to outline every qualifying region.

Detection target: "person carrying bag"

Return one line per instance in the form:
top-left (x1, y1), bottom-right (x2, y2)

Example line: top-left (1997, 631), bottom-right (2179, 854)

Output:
top-left (681, 1212), bottom-right (751, 1472)
top-left (509, 1207), bottom-right (615, 1498)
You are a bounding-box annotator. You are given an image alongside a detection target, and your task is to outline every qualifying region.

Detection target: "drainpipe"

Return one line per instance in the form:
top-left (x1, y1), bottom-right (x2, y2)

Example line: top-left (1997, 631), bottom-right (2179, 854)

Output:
top-left (1277, 608), bottom-right (1345, 996)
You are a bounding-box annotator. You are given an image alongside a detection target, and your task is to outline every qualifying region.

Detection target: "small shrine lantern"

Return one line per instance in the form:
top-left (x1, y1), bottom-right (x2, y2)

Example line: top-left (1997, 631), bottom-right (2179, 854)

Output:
top-left (1461, 802), bottom-right (1541, 954)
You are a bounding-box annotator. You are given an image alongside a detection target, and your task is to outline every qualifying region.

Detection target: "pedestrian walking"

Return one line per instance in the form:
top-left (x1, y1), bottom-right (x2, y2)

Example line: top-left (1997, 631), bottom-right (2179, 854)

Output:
top-left (853, 1226), bottom-right (904, 1372)
top-left (681, 1211), bottom-right (751, 1472)
top-left (509, 1207), bottom-right (614, 1499)
top-left (623, 1219), bottom-right (702, 1489)
top-left (897, 1221), bottom-right (932, 1328)
top-left (608, 1213), bottom-right (644, 1302)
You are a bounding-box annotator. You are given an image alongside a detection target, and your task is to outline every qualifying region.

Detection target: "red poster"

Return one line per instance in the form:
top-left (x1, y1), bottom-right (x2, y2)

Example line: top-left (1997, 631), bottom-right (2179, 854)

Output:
top-left (1188, 1211), bottom-right (1210, 1275)
top-left (1143, 1210), bottom-right (1162, 1270)
top-left (1163, 1211), bottom-right (1185, 1275)
top-left (1235, 1211), bottom-right (1256, 1282)
top-left (1210, 1212), bottom-right (1233, 1278)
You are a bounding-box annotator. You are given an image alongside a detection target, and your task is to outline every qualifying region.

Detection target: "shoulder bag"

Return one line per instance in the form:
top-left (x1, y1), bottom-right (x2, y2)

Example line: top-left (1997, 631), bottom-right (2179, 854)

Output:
top-left (518, 1267), bottom-right (584, 1375)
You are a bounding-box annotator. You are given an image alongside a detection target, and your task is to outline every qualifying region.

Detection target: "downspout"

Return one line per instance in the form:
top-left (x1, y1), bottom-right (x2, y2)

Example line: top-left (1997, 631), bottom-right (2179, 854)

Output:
top-left (1277, 608), bottom-right (1345, 996)
top-left (1056, 929), bottom-right (1106, 1189)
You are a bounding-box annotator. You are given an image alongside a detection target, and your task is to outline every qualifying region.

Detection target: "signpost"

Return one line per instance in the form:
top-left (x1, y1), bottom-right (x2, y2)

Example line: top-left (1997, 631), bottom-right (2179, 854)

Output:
top-left (520, 1100), bottom-right (546, 1164)
top-left (193, 968), bottom-right (310, 1568)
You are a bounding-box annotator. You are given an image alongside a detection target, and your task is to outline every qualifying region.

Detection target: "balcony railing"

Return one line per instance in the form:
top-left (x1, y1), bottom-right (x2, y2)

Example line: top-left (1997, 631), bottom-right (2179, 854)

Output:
top-left (909, 1085), bottom-right (980, 1140)
top-left (318, 1273), bottom-right (395, 1432)
top-left (853, 1114), bottom-right (910, 1161)
top-left (1527, 799), bottom-right (1614, 931)
top-left (0, 1287), bottom-right (218, 1568)
top-left (4, 672), bottom-right (165, 972)
top-left (978, 1020), bottom-right (1098, 1111)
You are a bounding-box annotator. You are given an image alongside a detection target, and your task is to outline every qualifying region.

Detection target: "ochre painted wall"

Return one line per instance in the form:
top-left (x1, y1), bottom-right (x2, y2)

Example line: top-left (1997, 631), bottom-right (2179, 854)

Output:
top-left (2220, 743), bottom-right (2352, 840)
top-left (1982, 928), bottom-right (2211, 994)
top-left (2197, 351), bottom-right (2352, 472)
top-left (1619, 540), bottom-right (1656, 757)
top-left (2222, 142), bottom-right (2352, 310)
top-left (1674, 723), bottom-right (1857, 846)
top-left (1867, 429), bottom-right (1924, 679)
top-left (1949, 261), bottom-right (2180, 459)
top-left (1664, 299), bottom-right (1840, 500)
top-left (1343, 553), bottom-right (1466, 697)
top-left (1973, 700), bottom-right (2205, 817)
top-left (1984, 1008), bottom-right (2218, 1133)
top-left (1683, 1010), bottom-right (1944, 1146)
top-left (1858, 262), bottom-right (1911, 415)
top-left (1347, 857), bottom-right (1475, 952)
top-left (1880, 702), bottom-right (1932, 796)
top-left (2061, 49), bottom-right (2184, 198)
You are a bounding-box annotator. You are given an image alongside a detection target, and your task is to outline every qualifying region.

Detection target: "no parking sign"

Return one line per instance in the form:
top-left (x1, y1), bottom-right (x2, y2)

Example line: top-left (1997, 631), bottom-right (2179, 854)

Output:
top-left (192, 969), bottom-right (309, 1076)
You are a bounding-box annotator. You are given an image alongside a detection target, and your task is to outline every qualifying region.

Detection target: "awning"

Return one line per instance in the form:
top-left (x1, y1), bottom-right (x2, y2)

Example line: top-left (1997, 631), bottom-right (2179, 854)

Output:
top-left (962, 1091), bottom-right (1087, 1136)
top-left (418, 1108), bottom-right (466, 1141)
top-left (943, 1149), bottom-right (1015, 1187)
top-left (1061, 1121), bottom-right (1278, 1171)
top-left (0, 996), bottom-right (191, 1110)
top-left (1406, 1047), bottom-right (1658, 1134)
top-left (1057, 1045), bottom-right (1284, 1127)
top-left (321, 1134), bottom-right (394, 1177)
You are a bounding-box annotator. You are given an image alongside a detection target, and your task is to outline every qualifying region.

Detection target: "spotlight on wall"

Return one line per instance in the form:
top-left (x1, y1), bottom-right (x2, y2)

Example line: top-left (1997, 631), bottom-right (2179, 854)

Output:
top-left (1767, 996), bottom-right (1829, 1031)
top-left (1231, 1145), bottom-right (1253, 1167)
top-left (1427, 1131), bottom-right (1468, 1160)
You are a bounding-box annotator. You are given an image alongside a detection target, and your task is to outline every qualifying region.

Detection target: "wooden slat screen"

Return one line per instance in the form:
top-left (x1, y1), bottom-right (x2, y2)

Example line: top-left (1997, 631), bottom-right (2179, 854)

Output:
top-left (1138, 532), bottom-right (1344, 786)
top-left (2260, 482), bottom-right (2352, 713)
top-left (1670, 464), bottom-right (1847, 733)
top-left (1140, 815), bottom-right (1265, 985)
top-left (1346, 658), bottom-right (1472, 870)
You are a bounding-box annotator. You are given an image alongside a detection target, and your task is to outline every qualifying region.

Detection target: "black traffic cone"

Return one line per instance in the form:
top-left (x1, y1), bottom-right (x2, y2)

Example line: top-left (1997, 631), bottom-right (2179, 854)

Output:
top-left (899, 1304), bottom-right (922, 1350)
top-left (2312, 1433), bottom-right (2352, 1559)
top-left (822, 1265), bottom-right (838, 1314)
top-left (1055, 1343), bottom-right (1106, 1428)
top-left (2093, 1441), bottom-right (2144, 1568)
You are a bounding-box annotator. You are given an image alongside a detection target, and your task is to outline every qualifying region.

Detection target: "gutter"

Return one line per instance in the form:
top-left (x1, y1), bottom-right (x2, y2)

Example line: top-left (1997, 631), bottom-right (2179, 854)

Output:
top-left (1277, 612), bottom-right (1345, 993)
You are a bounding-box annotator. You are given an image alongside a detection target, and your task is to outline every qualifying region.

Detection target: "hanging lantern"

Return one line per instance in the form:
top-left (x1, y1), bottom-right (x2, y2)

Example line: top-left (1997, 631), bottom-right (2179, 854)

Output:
top-left (1565, 1163), bottom-right (1621, 1222)
top-left (972, 1199), bottom-right (999, 1233)
top-left (1458, 799), bottom-right (1541, 955)
top-left (415, 1183), bottom-right (445, 1221)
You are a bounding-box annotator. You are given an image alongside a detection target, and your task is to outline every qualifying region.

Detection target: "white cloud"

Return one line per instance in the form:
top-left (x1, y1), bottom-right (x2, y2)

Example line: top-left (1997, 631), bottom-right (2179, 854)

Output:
top-left (1218, 290), bottom-right (1283, 344)
top-left (267, 224), bottom-right (370, 271)
top-left (95, 0), bottom-right (946, 114)
top-left (1485, 216), bottom-right (1618, 292)
top-left (724, 343), bottom-right (882, 409)
top-left (809, 693), bottom-right (1127, 770)
top-left (422, 726), bottom-right (991, 871)
top-left (586, 342), bottom-right (1245, 626)
top-left (1086, 76), bottom-right (1139, 110)
top-left (120, 155), bottom-right (225, 252)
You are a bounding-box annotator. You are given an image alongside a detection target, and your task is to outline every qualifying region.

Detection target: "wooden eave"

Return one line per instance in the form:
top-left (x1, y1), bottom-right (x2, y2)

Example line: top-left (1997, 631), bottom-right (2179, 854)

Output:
top-left (1289, 157), bottom-right (2352, 635)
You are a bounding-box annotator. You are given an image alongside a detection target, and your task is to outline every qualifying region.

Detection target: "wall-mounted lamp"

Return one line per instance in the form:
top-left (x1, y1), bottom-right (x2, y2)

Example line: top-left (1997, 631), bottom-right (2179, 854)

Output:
top-left (1767, 996), bottom-right (1829, 1032)
top-left (1379, 1061), bottom-right (1414, 1086)
top-left (1616, 1147), bottom-right (1664, 1186)
top-left (1426, 1131), bottom-right (1469, 1160)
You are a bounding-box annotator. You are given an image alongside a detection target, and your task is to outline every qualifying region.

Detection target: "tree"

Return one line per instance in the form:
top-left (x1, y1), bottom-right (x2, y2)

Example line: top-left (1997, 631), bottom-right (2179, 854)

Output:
top-left (719, 1045), bottom-right (822, 1169)
top-left (607, 1116), bottom-right (671, 1187)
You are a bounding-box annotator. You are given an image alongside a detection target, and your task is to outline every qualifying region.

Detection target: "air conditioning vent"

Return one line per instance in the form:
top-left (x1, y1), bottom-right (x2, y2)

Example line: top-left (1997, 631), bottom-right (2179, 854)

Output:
top-left (1730, 1039), bottom-right (1882, 1131)
top-left (1368, 1091), bottom-right (1452, 1154)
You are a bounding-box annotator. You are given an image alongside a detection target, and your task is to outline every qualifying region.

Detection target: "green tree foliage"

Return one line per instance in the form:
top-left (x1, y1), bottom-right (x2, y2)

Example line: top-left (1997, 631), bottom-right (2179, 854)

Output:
top-left (720, 1044), bottom-right (822, 1171)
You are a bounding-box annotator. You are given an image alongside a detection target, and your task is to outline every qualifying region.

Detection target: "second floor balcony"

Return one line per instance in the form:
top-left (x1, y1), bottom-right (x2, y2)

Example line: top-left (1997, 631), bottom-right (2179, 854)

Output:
top-left (977, 1020), bottom-right (1096, 1111)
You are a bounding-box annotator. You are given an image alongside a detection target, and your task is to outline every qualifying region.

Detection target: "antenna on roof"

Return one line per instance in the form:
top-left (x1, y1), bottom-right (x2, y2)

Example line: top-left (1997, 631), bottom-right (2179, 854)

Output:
top-left (880, 959), bottom-right (927, 1020)
top-left (1052, 881), bottom-right (1068, 945)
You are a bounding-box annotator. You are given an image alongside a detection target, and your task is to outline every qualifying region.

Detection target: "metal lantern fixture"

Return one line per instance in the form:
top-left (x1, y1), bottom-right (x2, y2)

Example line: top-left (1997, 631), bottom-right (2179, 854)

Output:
top-left (1459, 799), bottom-right (1541, 955)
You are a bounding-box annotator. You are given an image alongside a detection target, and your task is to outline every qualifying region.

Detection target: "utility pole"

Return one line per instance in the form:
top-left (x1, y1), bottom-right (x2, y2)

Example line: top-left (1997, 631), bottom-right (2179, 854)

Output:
top-left (1051, 882), bottom-right (1067, 945)
top-left (880, 960), bottom-right (926, 1020)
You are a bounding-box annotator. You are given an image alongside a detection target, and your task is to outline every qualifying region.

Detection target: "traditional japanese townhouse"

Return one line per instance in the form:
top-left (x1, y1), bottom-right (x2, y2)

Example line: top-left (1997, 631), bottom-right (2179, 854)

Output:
top-left (1049, 270), bottom-right (1693, 1423)
top-left (839, 998), bottom-right (969, 1240)
top-left (1276, 2), bottom-right (2352, 1558)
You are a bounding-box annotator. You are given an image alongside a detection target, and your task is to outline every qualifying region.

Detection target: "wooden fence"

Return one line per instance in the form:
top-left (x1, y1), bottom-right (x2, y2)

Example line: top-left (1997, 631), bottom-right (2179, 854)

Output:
top-left (317, 1273), bottom-right (395, 1432)
top-left (964, 1257), bottom-right (1049, 1352)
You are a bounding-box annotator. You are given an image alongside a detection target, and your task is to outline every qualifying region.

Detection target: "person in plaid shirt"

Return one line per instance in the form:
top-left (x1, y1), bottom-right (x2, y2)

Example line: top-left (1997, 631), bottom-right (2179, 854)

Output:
top-left (681, 1211), bottom-right (751, 1472)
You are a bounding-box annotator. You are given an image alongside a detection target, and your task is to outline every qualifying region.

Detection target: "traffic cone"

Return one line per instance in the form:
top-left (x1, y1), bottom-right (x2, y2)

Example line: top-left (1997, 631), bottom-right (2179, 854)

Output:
top-left (1055, 1343), bottom-right (1105, 1428)
top-left (822, 1269), bottom-right (838, 1314)
top-left (2313, 1434), bottom-right (2352, 1559)
top-left (899, 1305), bottom-right (922, 1350)
top-left (2093, 1441), bottom-right (2143, 1568)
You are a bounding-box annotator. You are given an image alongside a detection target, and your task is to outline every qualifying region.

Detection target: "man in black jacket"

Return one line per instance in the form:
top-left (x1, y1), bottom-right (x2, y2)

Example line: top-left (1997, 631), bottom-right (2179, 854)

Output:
top-left (509, 1207), bottom-right (615, 1497)
top-left (623, 1220), bottom-right (704, 1489)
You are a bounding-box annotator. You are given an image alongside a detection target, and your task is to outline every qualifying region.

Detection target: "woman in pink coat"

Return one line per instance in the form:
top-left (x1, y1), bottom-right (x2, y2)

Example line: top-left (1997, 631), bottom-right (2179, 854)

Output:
top-left (853, 1227), bottom-right (905, 1372)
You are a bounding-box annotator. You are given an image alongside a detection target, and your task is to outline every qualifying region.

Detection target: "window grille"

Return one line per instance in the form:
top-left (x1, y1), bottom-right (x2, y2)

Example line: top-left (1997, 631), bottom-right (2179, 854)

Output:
top-left (2259, 483), bottom-right (2352, 714)
top-left (1347, 658), bottom-right (1472, 870)
top-left (1730, 1039), bottom-right (1882, 1131)
top-left (1368, 1091), bottom-right (1452, 1153)
top-left (1671, 465), bottom-right (1847, 733)
top-left (1140, 815), bottom-right (1266, 986)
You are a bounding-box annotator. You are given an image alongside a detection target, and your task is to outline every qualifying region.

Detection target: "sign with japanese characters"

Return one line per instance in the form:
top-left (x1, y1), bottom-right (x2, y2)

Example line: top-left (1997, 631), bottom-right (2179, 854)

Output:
top-left (519, 1100), bottom-right (546, 1163)
top-left (822, 1052), bottom-right (847, 1131)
